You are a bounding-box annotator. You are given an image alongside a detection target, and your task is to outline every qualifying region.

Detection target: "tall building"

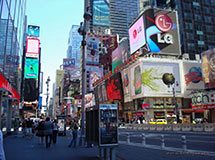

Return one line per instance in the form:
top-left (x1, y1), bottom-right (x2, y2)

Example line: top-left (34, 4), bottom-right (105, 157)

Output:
top-left (67, 25), bottom-right (82, 68)
top-left (138, 0), bottom-right (215, 59)
top-left (0, 0), bottom-right (27, 90)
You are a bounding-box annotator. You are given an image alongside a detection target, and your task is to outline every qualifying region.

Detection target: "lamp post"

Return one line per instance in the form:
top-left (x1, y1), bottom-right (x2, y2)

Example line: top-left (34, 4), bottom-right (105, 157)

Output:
top-left (46, 76), bottom-right (51, 116)
top-left (78, 11), bottom-right (92, 146)
top-left (162, 73), bottom-right (180, 123)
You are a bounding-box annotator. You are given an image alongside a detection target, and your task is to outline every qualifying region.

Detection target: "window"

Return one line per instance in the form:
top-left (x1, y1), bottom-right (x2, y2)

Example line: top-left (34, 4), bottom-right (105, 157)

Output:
top-left (187, 43), bottom-right (195, 50)
top-left (184, 22), bottom-right (192, 30)
top-left (197, 40), bottom-right (205, 45)
top-left (205, 25), bottom-right (213, 32)
top-left (196, 30), bottom-right (203, 35)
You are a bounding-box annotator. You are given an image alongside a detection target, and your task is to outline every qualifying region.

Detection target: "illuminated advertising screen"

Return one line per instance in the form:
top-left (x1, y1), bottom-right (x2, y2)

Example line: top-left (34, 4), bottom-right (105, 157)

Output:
top-left (27, 25), bottom-right (40, 37)
top-left (93, 0), bottom-right (110, 26)
top-left (112, 47), bottom-right (123, 72)
top-left (24, 79), bottom-right (38, 102)
top-left (143, 8), bottom-right (180, 55)
top-left (121, 68), bottom-right (132, 102)
top-left (105, 72), bottom-right (123, 101)
top-left (26, 38), bottom-right (40, 58)
top-left (183, 61), bottom-right (204, 98)
top-left (99, 104), bottom-right (118, 146)
top-left (24, 58), bottom-right (39, 79)
top-left (129, 16), bottom-right (146, 54)
top-left (201, 48), bottom-right (215, 89)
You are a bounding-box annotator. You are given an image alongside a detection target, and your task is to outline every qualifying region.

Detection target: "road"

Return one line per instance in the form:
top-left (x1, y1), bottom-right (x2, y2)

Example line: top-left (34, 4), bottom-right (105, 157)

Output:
top-left (3, 130), bottom-right (215, 160)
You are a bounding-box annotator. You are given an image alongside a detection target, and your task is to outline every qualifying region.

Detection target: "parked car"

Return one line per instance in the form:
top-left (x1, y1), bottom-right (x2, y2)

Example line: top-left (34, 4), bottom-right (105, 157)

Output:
top-left (149, 119), bottom-right (167, 125)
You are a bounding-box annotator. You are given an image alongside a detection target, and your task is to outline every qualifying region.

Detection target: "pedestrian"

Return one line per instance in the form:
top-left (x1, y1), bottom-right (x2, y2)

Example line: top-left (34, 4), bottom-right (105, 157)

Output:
top-left (52, 119), bottom-right (59, 145)
top-left (36, 119), bottom-right (45, 144)
top-left (68, 119), bottom-right (79, 148)
top-left (0, 130), bottom-right (6, 160)
top-left (43, 117), bottom-right (53, 148)
top-left (26, 118), bottom-right (33, 138)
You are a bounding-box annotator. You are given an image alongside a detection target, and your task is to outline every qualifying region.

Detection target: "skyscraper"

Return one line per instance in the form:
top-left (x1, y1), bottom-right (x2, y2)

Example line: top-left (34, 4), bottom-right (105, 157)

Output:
top-left (0, 0), bottom-right (27, 89)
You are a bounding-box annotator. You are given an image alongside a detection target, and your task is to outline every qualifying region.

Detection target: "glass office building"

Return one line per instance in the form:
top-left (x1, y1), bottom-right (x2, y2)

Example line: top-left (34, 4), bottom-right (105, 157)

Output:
top-left (0, 0), bottom-right (27, 90)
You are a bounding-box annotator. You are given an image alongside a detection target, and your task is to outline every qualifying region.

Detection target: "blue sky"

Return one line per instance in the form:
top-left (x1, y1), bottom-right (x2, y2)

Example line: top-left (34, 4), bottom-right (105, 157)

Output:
top-left (26, 0), bottom-right (84, 103)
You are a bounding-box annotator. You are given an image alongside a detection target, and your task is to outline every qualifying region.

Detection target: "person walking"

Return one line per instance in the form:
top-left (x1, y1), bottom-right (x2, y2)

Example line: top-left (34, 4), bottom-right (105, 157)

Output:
top-left (52, 119), bottom-right (59, 145)
top-left (0, 130), bottom-right (6, 160)
top-left (36, 119), bottom-right (45, 144)
top-left (43, 117), bottom-right (53, 148)
top-left (68, 119), bottom-right (79, 148)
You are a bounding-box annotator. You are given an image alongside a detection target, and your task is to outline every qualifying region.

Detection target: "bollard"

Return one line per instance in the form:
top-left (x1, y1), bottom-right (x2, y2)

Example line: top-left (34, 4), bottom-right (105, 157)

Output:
top-left (142, 133), bottom-right (146, 146)
top-left (127, 134), bottom-right (130, 144)
top-left (181, 135), bottom-right (187, 151)
top-left (161, 135), bottom-right (165, 149)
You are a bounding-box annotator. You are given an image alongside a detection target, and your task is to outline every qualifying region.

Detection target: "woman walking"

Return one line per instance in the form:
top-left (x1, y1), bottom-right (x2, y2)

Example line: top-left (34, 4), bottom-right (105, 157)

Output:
top-left (68, 119), bottom-right (79, 148)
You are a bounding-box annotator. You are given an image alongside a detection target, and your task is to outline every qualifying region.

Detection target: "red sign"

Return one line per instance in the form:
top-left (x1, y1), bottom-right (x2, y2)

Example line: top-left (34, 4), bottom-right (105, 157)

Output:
top-left (0, 73), bottom-right (20, 100)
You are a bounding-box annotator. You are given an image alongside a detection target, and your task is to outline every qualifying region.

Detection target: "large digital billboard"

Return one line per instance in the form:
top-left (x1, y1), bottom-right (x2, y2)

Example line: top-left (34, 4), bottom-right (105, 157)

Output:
top-left (143, 8), bottom-right (181, 55)
top-left (129, 16), bottom-right (146, 54)
top-left (24, 79), bottom-right (38, 102)
top-left (86, 35), bottom-right (100, 65)
top-left (24, 58), bottom-right (39, 79)
top-left (27, 25), bottom-right (40, 37)
top-left (112, 47), bottom-right (123, 72)
top-left (121, 68), bottom-right (132, 102)
top-left (93, 0), bottom-right (110, 26)
top-left (201, 48), bottom-right (215, 89)
top-left (26, 38), bottom-right (40, 58)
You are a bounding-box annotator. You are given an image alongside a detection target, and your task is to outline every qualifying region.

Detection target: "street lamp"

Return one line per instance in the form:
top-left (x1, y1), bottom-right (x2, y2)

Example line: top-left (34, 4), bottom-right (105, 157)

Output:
top-left (162, 73), bottom-right (180, 123)
top-left (46, 76), bottom-right (51, 116)
top-left (78, 11), bottom-right (92, 146)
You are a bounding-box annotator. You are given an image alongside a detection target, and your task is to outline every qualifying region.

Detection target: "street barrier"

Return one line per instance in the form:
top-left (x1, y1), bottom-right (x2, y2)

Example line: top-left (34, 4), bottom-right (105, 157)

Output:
top-left (192, 124), bottom-right (204, 132)
top-left (163, 124), bottom-right (172, 131)
top-left (172, 124), bottom-right (181, 131)
top-left (181, 124), bottom-right (192, 132)
top-left (160, 135), bottom-right (165, 149)
top-left (142, 133), bottom-right (146, 146)
top-left (204, 123), bottom-right (214, 132)
top-left (181, 135), bottom-right (187, 151)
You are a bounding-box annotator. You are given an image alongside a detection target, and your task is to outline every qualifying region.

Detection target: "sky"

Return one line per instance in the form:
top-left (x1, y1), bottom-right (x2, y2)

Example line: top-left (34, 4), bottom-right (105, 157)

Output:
top-left (26, 0), bottom-right (84, 104)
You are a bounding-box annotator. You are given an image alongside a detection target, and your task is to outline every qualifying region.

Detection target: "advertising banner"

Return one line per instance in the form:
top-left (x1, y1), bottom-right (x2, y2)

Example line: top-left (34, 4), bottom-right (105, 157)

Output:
top-left (93, 0), bottom-right (110, 26)
top-left (112, 47), bottom-right (123, 72)
top-left (63, 58), bottom-right (75, 70)
top-left (86, 35), bottom-right (100, 65)
top-left (143, 8), bottom-right (181, 55)
top-left (121, 68), bottom-right (132, 102)
top-left (141, 61), bottom-right (181, 96)
top-left (56, 70), bottom-right (64, 87)
top-left (130, 62), bottom-right (143, 99)
top-left (191, 90), bottom-right (215, 109)
top-left (201, 48), bottom-right (215, 89)
top-left (85, 93), bottom-right (96, 108)
top-left (26, 38), bottom-right (40, 58)
top-left (129, 16), bottom-right (146, 54)
top-left (99, 104), bottom-right (118, 146)
top-left (24, 79), bottom-right (38, 102)
top-left (24, 58), bottom-right (39, 79)
top-left (27, 25), bottom-right (40, 37)
top-left (183, 61), bottom-right (204, 97)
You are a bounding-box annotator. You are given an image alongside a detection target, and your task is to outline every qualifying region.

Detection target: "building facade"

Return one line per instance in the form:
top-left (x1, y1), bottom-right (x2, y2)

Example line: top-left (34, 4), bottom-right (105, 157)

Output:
top-left (0, 0), bottom-right (27, 90)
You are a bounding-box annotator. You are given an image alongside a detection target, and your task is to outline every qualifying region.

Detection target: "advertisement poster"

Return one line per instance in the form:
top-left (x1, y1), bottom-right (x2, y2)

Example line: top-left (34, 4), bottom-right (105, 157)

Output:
top-left (27, 25), bottom-right (40, 37)
top-left (112, 46), bottom-right (123, 72)
top-left (26, 38), bottom-right (40, 58)
top-left (183, 61), bottom-right (204, 97)
top-left (141, 61), bottom-right (181, 97)
top-left (143, 8), bottom-right (180, 55)
top-left (201, 48), bottom-right (215, 89)
top-left (99, 104), bottom-right (118, 146)
top-left (121, 68), bottom-right (132, 102)
top-left (63, 58), bottom-right (75, 70)
top-left (129, 16), bottom-right (146, 54)
top-left (86, 35), bottom-right (100, 65)
top-left (93, 0), bottom-right (110, 26)
top-left (24, 58), bottom-right (39, 79)
top-left (130, 62), bottom-right (143, 99)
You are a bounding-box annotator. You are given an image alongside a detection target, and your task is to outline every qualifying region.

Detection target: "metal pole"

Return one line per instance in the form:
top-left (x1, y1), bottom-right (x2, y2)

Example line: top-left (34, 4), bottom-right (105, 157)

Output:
top-left (80, 21), bottom-right (87, 146)
top-left (172, 86), bottom-right (179, 123)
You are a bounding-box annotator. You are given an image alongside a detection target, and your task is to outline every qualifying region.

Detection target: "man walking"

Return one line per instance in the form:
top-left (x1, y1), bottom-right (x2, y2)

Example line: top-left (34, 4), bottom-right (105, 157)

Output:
top-left (68, 119), bottom-right (79, 148)
top-left (43, 117), bottom-right (53, 148)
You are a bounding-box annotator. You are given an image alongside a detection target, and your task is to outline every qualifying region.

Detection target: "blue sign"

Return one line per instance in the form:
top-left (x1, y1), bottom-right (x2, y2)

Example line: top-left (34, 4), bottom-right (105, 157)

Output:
top-left (28, 25), bottom-right (40, 37)
top-left (38, 96), bottom-right (42, 109)
top-left (93, 0), bottom-right (110, 26)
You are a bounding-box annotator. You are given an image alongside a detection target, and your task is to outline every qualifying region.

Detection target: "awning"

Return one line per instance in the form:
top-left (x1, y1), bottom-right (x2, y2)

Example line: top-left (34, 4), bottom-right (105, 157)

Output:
top-left (0, 73), bottom-right (20, 101)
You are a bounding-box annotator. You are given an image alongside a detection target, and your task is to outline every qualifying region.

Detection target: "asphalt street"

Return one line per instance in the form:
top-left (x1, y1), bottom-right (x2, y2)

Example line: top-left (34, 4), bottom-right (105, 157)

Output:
top-left (3, 130), bottom-right (215, 160)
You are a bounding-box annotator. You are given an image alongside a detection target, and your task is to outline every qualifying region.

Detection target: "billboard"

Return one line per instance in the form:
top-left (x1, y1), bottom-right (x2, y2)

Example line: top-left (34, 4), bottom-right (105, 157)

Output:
top-left (99, 104), bottom-right (118, 146)
top-left (24, 58), bottom-right (39, 79)
top-left (183, 61), bottom-right (204, 98)
top-left (56, 69), bottom-right (64, 87)
top-left (86, 35), bottom-right (100, 65)
top-left (26, 38), bottom-right (40, 58)
top-left (201, 48), bottom-right (215, 89)
top-left (24, 79), bottom-right (38, 102)
top-left (85, 93), bottom-right (96, 108)
top-left (63, 58), bottom-right (75, 70)
top-left (143, 8), bottom-right (181, 55)
top-left (112, 47), bottom-right (123, 72)
top-left (93, 0), bottom-right (110, 26)
top-left (27, 25), bottom-right (40, 37)
top-left (129, 16), bottom-right (146, 54)
top-left (121, 68), bottom-right (132, 102)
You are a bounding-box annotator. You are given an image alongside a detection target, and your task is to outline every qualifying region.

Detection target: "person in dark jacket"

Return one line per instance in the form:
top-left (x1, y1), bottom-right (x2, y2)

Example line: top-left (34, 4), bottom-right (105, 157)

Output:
top-left (68, 119), bottom-right (79, 148)
top-left (36, 120), bottom-right (45, 144)
top-left (43, 117), bottom-right (53, 148)
top-left (52, 119), bottom-right (59, 144)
